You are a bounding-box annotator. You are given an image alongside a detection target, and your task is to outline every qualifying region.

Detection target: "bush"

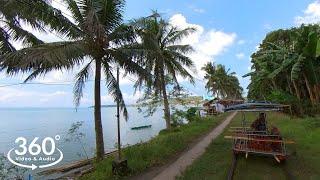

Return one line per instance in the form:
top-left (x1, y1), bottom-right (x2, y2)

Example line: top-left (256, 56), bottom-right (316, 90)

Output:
top-left (267, 90), bottom-right (320, 116)
top-left (185, 107), bottom-right (198, 121)
top-left (267, 90), bottom-right (302, 115)
top-left (171, 110), bottom-right (187, 127)
top-left (171, 107), bottom-right (200, 127)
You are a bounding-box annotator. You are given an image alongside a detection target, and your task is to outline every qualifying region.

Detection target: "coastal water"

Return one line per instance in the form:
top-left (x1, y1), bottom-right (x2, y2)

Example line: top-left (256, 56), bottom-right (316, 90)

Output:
top-left (0, 107), bottom-right (165, 168)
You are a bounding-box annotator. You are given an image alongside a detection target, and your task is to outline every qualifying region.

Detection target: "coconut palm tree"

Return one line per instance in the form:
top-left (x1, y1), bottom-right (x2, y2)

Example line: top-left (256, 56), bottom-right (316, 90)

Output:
top-left (203, 62), bottom-right (243, 99)
top-left (0, 0), bottom-right (150, 161)
top-left (131, 12), bottom-right (195, 129)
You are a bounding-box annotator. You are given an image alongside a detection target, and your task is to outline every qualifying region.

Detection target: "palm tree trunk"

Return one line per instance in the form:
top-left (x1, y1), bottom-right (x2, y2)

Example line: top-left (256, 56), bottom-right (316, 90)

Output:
top-left (303, 73), bottom-right (315, 105)
top-left (286, 75), bottom-right (293, 94)
top-left (94, 58), bottom-right (105, 161)
top-left (271, 79), bottom-right (277, 90)
top-left (313, 85), bottom-right (319, 103)
top-left (292, 80), bottom-right (301, 100)
top-left (161, 73), bottom-right (171, 129)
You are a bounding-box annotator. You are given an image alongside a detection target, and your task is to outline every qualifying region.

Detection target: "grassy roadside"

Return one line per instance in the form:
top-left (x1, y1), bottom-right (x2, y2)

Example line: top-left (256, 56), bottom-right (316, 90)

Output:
top-left (178, 112), bottom-right (320, 180)
top-left (82, 113), bottom-right (230, 180)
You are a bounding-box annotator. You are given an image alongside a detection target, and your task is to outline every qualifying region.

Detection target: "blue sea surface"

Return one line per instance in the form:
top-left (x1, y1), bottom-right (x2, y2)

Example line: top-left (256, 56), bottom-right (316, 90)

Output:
top-left (0, 107), bottom-right (165, 167)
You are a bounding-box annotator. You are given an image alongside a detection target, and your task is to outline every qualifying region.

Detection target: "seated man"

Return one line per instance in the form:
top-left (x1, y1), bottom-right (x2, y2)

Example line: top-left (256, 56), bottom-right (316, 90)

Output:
top-left (251, 112), bottom-right (267, 132)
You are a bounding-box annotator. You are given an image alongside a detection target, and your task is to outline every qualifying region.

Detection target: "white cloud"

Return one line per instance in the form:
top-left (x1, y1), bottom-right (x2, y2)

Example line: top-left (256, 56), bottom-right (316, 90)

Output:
top-left (237, 40), bottom-right (246, 45)
top-left (0, 87), bottom-right (68, 105)
top-left (295, 1), bottom-right (320, 25)
top-left (193, 8), bottom-right (205, 13)
top-left (236, 53), bottom-right (245, 59)
top-left (101, 90), bottom-right (143, 104)
top-left (169, 14), bottom-right (237, 79)
top-left (37, 70), bottom-right (74, 83)
top-left (188, 5), bottom-right (205, 13)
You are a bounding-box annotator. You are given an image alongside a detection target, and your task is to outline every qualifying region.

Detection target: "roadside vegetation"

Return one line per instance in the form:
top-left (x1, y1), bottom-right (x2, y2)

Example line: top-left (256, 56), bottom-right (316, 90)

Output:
top-left (82, 113), bottom-right (230, 180)
top-left (178, 112), bottom-right (320, 180)
top-left (245, 25), bottom-right (320, 115)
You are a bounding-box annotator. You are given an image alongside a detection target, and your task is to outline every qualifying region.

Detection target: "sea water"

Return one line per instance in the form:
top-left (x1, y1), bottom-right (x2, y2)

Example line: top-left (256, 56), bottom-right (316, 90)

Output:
top-left (0, 107), bottom-right (165, 167)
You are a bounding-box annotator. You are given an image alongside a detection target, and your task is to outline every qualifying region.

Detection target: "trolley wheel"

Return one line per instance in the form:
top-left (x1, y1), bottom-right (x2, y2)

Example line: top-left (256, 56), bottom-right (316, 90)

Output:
top-left (274, 155), bottom-right (286, 163)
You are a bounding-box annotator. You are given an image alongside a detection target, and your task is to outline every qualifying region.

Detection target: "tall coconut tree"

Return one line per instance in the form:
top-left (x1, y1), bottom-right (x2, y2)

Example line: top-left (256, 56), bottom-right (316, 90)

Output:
top-left (0, 0), bottom-right (150, 161)
top-left (131, 13), bottom-right (195, 129)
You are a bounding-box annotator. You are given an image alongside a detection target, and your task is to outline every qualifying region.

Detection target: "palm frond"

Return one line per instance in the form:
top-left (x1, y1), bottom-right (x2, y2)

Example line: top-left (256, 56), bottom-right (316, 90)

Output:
top-left (5, 20), bottom-right (43, 46)
top-left (0, 27), bottom-right (16, 54)
top-left (164, 27), bottom-right (196, 46)
top-left (74, 60), bottom-right (93, 107)
top-left (102, 63), bottom-right (128, 120)
top-left (95, 0), bottom-right (125, 33)
top-left (1, 0), bottom-right (83, 39)
top-left (109, 24), bottom-right (136, 46)
top-left (66, 0), bottom-right (84, 24)
top-left (0, 40), bottom-right (87, 75)
top-left (107, 48), bottom-right (152, 85)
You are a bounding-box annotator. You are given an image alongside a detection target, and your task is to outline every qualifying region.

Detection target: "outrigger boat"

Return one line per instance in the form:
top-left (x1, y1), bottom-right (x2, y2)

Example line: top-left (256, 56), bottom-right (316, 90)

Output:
top-left (224, 102), bottom-right (295, 180)
top-left (131, 125), bottom-right (152, 130)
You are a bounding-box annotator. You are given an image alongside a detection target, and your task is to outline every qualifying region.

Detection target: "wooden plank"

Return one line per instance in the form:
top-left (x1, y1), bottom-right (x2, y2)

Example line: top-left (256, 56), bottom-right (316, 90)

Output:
top-left (224, 135), bottom-right (295, 144)
top-left (230, 127), bottom-right (250, 129)
top-left (228, 130), bottom-right (267, 133)
top-left (38, 150), bottom-right (117, 175)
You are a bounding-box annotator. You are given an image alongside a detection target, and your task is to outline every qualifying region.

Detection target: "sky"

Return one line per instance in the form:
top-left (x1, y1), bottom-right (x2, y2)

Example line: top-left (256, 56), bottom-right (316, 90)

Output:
top-left (0, 0), bottom-right (319, 107)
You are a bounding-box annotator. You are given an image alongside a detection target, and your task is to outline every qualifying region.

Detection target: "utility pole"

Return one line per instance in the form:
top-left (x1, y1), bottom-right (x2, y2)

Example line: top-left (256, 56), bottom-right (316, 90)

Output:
top-left (116, 66), bottom-right (121, 159)
top-left (112, 66), bottom-right (128, 175)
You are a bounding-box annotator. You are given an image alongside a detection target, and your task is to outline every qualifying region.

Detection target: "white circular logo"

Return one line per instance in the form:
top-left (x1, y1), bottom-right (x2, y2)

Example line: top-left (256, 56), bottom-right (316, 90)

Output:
top-left (7, 136), bottom-right (63, 170)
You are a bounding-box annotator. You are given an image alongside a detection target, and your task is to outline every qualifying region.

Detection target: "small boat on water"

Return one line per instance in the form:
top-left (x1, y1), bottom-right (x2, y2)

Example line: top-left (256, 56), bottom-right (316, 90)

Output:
top-left (131, 125), bottom-right (152, 130)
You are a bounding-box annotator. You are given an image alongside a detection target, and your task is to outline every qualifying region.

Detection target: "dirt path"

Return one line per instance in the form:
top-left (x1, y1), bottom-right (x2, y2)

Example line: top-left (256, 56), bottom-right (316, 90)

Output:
top-left (152, 111), bottom-right (237, 180)
top-left (126, 112), bottom-right (235, 180)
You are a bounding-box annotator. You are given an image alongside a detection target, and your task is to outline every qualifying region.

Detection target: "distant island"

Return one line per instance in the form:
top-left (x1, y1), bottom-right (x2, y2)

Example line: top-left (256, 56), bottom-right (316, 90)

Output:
top-left (88, 96), bottom-right (203, 108)
top-left (88, 104), bottom-right (137, 108)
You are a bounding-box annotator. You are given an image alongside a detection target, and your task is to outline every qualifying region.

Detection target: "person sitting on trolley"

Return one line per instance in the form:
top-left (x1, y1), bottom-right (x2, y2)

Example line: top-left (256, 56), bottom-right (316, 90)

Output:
top-left (251, 112), bottom-right (267, 132)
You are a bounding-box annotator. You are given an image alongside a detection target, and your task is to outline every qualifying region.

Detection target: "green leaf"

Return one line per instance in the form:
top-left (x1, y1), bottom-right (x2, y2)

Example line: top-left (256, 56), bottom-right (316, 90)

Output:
top-left (291, 55), bottom-right (304, 81)
top-left (316, 38), bottom-right (320, 57)
top-left (303, 31), bottom-right (317, 57)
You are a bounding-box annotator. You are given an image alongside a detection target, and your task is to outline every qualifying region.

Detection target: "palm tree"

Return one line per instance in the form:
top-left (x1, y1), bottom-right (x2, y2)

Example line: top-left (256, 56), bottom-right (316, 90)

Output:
top-left (202, 62), bottom-right (219, 97)
top-left (132, 12), bottom-right (195, 129)
top-left (203, 62), bottom-right (243, 99)
top-left (0, 0), bottom-right (150, 161)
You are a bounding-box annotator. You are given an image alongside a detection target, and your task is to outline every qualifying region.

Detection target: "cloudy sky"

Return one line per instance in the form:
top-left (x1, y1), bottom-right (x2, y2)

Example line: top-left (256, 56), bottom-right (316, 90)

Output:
top-left (0, 0), bottom-right (319, 107)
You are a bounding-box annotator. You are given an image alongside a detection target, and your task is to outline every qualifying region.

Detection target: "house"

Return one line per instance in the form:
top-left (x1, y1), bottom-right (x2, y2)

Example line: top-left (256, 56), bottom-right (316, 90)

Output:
top-left (202, 99), bottom-right (244, 116)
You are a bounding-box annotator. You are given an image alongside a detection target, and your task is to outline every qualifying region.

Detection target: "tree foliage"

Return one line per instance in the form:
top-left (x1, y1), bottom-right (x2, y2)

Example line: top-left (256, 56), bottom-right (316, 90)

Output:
top-left (245, 24), bottom-right (320, 114)
top-left (131, 12), bottom-right (196, 129)
top-left (202, 62), bottom-right (243, 99)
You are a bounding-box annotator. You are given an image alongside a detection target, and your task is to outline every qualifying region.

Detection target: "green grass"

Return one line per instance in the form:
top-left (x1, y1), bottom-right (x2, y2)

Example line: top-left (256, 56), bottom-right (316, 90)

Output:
top-left (82, 113), bottom-right (230, 180)
top-left (178, 112), bottom-right (320, 180)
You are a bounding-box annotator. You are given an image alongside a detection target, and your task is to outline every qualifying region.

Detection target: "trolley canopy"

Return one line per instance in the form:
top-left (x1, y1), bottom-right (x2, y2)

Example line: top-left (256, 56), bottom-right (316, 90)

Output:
top-left (224, 102), bottom-right (290, 112)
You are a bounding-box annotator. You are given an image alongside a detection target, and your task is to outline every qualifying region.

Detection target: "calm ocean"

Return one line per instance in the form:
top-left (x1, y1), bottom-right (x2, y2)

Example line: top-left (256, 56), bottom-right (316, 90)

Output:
top-left (0, 107), bottom-right (165, 167)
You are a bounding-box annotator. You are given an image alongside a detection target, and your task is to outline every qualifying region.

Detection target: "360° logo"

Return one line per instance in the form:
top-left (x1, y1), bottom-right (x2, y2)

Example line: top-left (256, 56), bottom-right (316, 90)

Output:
top-left (7, 135), bottom-right (63, 170)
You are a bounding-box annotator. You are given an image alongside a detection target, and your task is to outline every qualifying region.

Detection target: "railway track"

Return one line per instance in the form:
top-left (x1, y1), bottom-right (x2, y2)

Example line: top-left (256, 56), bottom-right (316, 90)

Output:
top-left (226, 153), bottom-right (295, 180)
top-left (227, 153), bottom-right (238, 180)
